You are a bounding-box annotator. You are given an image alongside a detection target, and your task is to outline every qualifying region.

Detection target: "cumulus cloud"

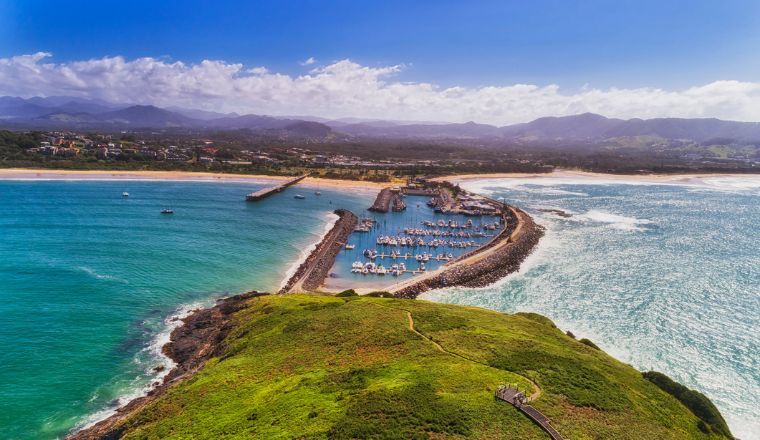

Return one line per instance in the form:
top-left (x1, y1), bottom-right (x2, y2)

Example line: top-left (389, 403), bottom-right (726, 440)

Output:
top-left (2, 52), bottom-right (760, 125)
top-left (300, 56), bottom-right (316, 66)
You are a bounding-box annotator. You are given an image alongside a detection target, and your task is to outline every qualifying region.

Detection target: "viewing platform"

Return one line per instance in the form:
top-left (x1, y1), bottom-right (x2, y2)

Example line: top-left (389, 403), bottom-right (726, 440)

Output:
top-left (495, 386), bottom-right (564, 440)
top-left (245, 174), bottom-right (308, 201)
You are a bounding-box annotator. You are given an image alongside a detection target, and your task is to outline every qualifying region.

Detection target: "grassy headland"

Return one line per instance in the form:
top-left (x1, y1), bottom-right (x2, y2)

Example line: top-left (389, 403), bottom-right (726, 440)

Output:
top-left (75, 294), bottom-right (730, 439)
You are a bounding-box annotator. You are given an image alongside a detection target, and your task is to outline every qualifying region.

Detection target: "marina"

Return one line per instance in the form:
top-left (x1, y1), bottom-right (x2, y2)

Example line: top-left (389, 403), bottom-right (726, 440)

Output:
top-left (325, 191), bottom-right (507, 291)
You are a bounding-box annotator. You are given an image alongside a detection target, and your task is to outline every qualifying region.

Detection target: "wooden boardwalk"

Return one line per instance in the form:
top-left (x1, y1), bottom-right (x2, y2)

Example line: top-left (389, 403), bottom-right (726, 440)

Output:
top-left (495, 386), bottom-right (564, 440)
top-left (245, 174), bottom-right (308, 201)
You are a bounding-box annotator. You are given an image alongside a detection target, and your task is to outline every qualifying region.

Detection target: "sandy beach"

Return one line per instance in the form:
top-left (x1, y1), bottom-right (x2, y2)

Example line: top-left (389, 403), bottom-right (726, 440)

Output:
top-left (0, 168), bottom-right (386, 190)
top-left (1, 168), bottom-right (756, 190)
top-left (437, 169), bottom-right (760, 185)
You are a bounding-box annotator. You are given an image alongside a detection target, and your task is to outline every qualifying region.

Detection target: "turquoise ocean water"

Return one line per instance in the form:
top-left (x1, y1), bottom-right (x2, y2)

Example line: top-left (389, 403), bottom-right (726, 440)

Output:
top-left (0, 176), bottom-right (758, 438)
top-left (424, 175), bottom-right (759, 439)
top-left (0, 180), bottom-right (370, 439)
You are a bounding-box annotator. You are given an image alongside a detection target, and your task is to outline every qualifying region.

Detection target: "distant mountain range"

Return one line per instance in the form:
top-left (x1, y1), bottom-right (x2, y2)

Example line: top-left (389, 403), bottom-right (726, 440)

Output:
top-left (2, 96), bottom-right (760, 144)
top-left (0, 97), bottom-right (335, 138)
top-left (333, 113), bottom-right (760, 144)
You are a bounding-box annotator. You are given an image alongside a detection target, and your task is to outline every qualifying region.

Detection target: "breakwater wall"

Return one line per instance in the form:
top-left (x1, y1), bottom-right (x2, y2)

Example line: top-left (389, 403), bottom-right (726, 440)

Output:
top-left (279, 209), bottom-right (358, 293)
top-left (368, 188), bottom-right (392, 212)
top-left (245, 174), bottom-right (308, 201)
top-left (392, 206), bottom-right (543, 299)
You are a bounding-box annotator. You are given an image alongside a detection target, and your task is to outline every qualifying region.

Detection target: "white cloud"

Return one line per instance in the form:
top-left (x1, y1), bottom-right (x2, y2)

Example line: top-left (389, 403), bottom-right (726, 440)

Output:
top-left (300, 56), bottom-right (316, 66)
top-left (2, 52), bottom-right (760, 125)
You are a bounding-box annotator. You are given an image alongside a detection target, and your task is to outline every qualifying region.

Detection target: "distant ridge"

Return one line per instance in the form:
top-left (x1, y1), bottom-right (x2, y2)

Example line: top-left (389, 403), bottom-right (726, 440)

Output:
top-left (2, 96), bottom-right (760, 144)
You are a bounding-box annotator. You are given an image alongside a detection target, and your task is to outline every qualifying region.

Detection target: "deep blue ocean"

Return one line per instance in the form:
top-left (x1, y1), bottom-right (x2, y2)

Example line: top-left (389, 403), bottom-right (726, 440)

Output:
top-left (0, 179), bottom-right (370, 439)
top-left (424, 175), bottom-right (759, 439)
top-left (0, 176), bottom-right (757, 439)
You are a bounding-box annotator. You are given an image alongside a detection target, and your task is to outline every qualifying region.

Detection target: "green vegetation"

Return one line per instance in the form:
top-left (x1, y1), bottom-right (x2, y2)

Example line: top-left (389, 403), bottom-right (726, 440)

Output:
top-left (643, 371), bottom-right (732, 438)
top-left (96, 295), bottom-right (728, 439)
top-left (335, 289), bottom-right (358, 297)
top-left (579, 337), bottom-right (600, 350)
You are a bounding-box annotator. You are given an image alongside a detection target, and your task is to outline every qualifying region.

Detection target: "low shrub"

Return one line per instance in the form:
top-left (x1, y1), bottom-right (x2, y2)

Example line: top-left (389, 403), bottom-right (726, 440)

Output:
top-left (579, 338), bottom-right (600, 350)
top-left (643, 371), bottom-right (732, 438)
top-left (336, 289), bottom-right (358, 297)
top-left (366, 291), bottom-right (394, 298)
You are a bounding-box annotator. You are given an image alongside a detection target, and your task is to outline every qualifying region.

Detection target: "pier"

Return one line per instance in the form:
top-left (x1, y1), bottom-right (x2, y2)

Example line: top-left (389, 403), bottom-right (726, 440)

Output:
top-left (495, 386), bottom-right (565, 440)
top-left (280, 209), bottom-right (359, 293)
top-left (245, 174), bottom-right (308, 201)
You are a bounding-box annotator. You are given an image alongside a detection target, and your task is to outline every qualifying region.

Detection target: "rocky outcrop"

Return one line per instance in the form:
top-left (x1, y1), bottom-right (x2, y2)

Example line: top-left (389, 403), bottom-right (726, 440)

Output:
top-left (68, 292), bottom-right (266, 440)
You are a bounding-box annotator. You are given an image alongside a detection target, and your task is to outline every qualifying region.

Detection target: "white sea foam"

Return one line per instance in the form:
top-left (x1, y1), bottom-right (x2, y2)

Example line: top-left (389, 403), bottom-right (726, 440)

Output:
top-left (460, 173), bottom-right (760, 195)
top-left (74, 301), bottom-right (208, 433)
top-left (77, 266), bottom-right (128, 283)
top-left (278, 211), bottom-right (340, 290)
top-left (574, 209), bottom-right (654, 231)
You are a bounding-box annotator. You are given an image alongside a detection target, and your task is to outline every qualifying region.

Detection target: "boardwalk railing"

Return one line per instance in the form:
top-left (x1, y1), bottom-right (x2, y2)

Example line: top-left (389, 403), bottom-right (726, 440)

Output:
top-left (495, 386), bottom-right (564, 440)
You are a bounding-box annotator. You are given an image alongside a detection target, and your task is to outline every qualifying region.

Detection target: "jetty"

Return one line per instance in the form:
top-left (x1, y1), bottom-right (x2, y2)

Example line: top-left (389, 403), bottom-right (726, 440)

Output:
top-left (280, 209), bottom-right (358, 293)
top-left (245, 174), bottom-right (308, 202)
top-left (369, 186), bottom-right (408, 213)
top-left (495, 386), bottom-right (564, 440)
top-left (368, 188), bottom-right (393, 212)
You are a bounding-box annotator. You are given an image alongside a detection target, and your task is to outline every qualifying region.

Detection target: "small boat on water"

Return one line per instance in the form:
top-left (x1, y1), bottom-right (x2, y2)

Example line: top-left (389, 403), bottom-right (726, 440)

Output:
top-left (315, 191), bottom-right (322, 196)
top-left (161, 208), bottom-right (174, 214)
top-left (122, 192), bottom-right (129, 197)
top-left (294, 194), bottom-right (305, 199)
top-left (345, 244), bottom-right (355, 250)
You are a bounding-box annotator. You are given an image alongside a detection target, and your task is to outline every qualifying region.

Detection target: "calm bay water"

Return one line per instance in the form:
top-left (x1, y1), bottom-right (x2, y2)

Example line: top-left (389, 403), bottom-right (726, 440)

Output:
top-left (0, 180), bottom-right (370, 439)
top-left (1, 176), bottom-right (758, 439)
top-left (424, 175), bottom-right (760, 439)
top-left (326, 195), bottom-right (498, 291)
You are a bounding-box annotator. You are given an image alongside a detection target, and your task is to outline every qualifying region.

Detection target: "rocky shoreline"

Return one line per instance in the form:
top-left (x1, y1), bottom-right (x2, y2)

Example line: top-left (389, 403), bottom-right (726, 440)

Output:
top-left (68, 292), bottom-right (267, 440)
top-left (393, 206), bottom-right (544, 298)
top-left (279, 209), bottom-right (358, 293)
top-left (69, 192), bottom-right (542, 437)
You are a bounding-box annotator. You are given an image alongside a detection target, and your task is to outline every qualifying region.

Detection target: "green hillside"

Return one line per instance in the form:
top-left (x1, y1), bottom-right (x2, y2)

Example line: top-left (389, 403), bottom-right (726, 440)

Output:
top-left (106, 295), bottom-right (729, 439)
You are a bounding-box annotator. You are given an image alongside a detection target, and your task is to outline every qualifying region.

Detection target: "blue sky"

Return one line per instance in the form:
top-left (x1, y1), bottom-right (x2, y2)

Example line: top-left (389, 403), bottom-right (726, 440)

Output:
top-left (4, 0), bottom-right (759, 89)
top-left (2, 1), bottom-right (760, 123)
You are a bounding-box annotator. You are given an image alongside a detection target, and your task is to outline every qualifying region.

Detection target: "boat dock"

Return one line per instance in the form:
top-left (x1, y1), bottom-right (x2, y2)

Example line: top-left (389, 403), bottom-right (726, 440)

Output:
top-left (245, 174), bottom-right (308, 202)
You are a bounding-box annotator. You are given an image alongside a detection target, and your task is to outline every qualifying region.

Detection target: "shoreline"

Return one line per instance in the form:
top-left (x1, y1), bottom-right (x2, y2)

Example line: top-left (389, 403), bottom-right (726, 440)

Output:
top-left (0, 168), bottom-right (385, 190)
top-left (69, 291), bottom-right (267, 439)
top-left (437, 169), bottom-right (760, 185)
top-left (2, 167), bottom-right (757, 189)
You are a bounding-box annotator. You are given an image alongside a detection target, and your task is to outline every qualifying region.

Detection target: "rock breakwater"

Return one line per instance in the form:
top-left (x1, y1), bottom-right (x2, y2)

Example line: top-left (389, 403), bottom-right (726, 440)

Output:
top-left (393, 207), bottom-right (544, 298)
top-left (279, 209), bottom-right (358, 293)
